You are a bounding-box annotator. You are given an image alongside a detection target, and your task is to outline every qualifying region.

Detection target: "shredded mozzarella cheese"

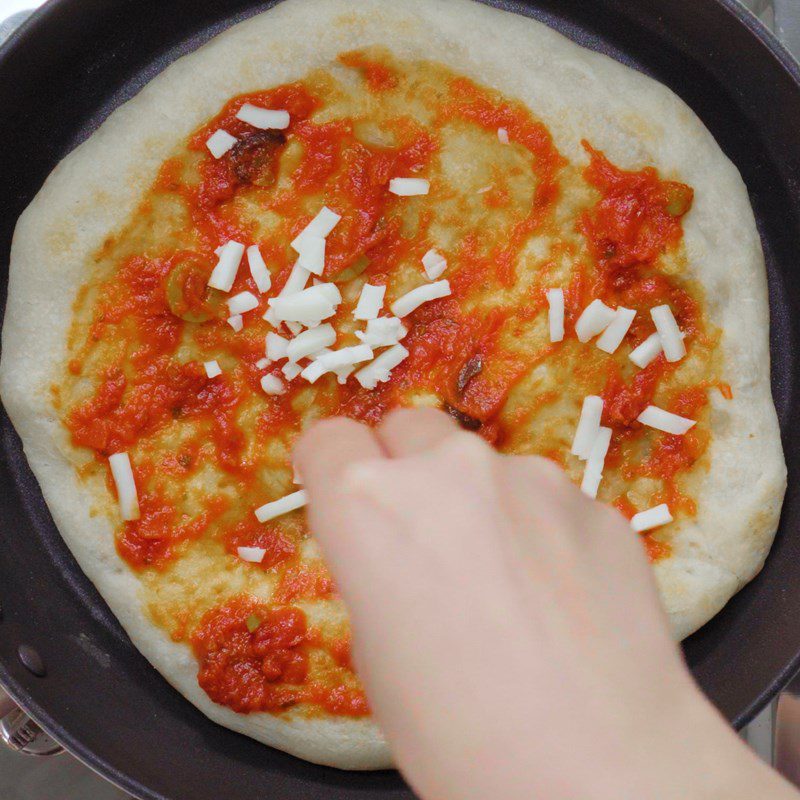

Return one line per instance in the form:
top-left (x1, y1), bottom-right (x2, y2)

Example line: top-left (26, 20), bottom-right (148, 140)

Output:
top-left (355, 344), bottom-right (409, 389)
top-left (260, 374), bottom-right (285, 396)
top-left (226, 315), bottom-right (243, 332)
top-left (335, 366), bottom-right (356, 385)
top-left (255, 490), bottom-right (308, 523)
top-left (207, 241), bottom-right (245, 292)
top-left (631, 504), bottom-right (673, 533)
top-left (355, 316), bottom-right (408, 348)
top-left (227, 291), bottom-right (259, 315)
top-left (270, 294), bottom-right (334, 327)
top-left (317, 345), bottom-right (374, 371)
top-left (247, 245), bottom-right (272, 293)
top-left (109, 452), bottom-right (140, 521)
top-left (650, 305), bottom-right (686, 362)
top-left (269, 284), bottom-right (340, 327)
top-left (629, 333), bottom-right (663, 369)
top-left (421, 249), bottom-right (447, 280)
top-left (291, 207), bottom-right (341, 253)
top-left (389, 178), bottom-right (430, 196)
top-left (580, 426), bottom-right (612, 499)
top-left (266, 332), bottom-right (289, 361)
top-left (312, 283), bottom-right (343, 306)
top-left (262, 307), bottom-right (281, 329)
top-left (300, 359), bottom-right (328, 384)
top-left (296, 234), bottom-right (326, 276)
top-left (575, 299), bottom-right (617, 343)
top-left (571, 395), bottom-right (604, 460)
top-left (391, 280), bottom-right (451, 318)
top-left (637, 405), bottom-right (696, 435)
top-left (285, 321), bottom-right (303, 336)
top-left (306, 347), bottom-right (356, 384)
top-left (546, 288), bottom-right (565, 343)
top-left (237, 546), bottom-right (267, 563)
top-left (287, 324), bottom-right (337, 362)
top-left (282, 361), bottom-right (303, 381)
top-left (354, 284), bottom-right (386, 320)
top-left (206, 129), bottom-right (237, 159)
top-left (596, 307), bottom-right (636, 354)
top-left (203, 360), bottom-right (222, 378)
top-left (278, 262), bottom-right (312, 298)
top-left (235, 104), bottom-right (290, 130)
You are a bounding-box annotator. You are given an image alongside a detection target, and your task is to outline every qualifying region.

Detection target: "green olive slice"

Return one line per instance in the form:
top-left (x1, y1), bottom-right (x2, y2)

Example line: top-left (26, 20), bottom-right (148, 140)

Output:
top-left (165, 253), bottom-right (223, 323)
top-left (331, 255), bottom-right (370, 284)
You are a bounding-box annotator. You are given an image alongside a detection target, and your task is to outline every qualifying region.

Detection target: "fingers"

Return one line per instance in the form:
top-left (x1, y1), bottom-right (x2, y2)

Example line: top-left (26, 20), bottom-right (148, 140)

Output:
top-left (294, 410), bottom-right (463, 600)
top-left (494, 455), bottom-right (582, 560)
top-left (295, 416), bottom-right (385, 494)
top-left (494, 454), bottom-right (665, 639)
top-left (497, 454), bottom-right (625, 545)
top-left (376, 407), bottom-right (459, 457)
top-left (294, 416), bottom-right (384, 549)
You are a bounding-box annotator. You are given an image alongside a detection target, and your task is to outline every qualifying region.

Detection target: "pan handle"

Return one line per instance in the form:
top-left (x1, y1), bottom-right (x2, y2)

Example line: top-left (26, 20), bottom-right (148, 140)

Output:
top-left (774, 0), bottom-right (800, 61)
top-left (0, 689), bottom-right (63, 756)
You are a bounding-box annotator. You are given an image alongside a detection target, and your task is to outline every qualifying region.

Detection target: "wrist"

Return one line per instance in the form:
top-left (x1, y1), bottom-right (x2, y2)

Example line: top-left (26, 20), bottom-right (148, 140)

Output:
top-left (628, 682), bottom-right (797, 800)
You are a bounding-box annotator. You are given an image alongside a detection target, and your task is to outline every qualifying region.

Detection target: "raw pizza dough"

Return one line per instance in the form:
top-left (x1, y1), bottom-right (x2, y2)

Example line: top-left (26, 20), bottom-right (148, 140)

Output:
top-left (0, 0), bottom-right (786, 770)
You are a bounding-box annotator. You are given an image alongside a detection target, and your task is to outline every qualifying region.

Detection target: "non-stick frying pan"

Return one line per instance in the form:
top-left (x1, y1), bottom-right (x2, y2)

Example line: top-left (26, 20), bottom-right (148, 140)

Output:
top-left (1, 1), bottom-right (800, 797)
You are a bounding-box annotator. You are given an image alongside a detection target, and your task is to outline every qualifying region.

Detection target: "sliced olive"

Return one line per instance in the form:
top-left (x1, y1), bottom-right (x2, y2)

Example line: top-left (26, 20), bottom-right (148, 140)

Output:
top-left (229, 129), bottom-right (286, 187)
top-left (664, 183), bottom-right (694, 217)
top-left (165, 254), bottom-right (223, 323)
top-left (457, 355), bottom-right (483, 395)
top-left (444, 403), bottom-right (482, 431)
top-left (331, 255), bottom-right (370, 284)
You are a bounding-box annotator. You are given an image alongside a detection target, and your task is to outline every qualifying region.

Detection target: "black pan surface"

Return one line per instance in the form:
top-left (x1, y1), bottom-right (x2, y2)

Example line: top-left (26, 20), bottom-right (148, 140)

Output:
top-left (2, 1), bottom-right (800, 798)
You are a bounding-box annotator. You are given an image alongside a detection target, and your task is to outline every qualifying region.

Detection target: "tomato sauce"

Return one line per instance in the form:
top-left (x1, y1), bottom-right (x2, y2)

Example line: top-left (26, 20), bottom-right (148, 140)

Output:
top-left (643, 536), bottom-right (671, 562)
top-left (633, 387), bottom-right (709, 513)
top-left (602, 360), bottom-right (666, 431)
top-left (443, 78), bottom-right (565, 287)
top-left (580, 142), bottom-right (693, 293)
top-left (192, 598), bottom-right (368, 716)
top-left (119, 491), bottom-right (230, 570)
top-left (338, 51), bottom-right (399, 92)
top-left (577, 140), bottom-right (712, 523)
top-left (190, 84), bottom-right (319, 151)
top-left (612, 494), bottom-right (670, 562)
top-left (63, 62), bottom-right (713, 718)
top-left (274, 562), bottom-right (336, 603)
top-left (223, 518), bottom-right (297, 571)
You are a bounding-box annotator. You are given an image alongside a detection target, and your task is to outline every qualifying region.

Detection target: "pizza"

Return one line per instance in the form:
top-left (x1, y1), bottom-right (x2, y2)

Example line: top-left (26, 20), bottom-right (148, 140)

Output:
top-left (0, 0), bottom-right (785, 770)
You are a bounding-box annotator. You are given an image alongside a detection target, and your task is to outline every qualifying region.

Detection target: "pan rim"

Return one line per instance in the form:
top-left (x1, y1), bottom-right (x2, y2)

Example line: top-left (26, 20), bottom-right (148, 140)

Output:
top-left (0, 0), bottom-right (798, 797)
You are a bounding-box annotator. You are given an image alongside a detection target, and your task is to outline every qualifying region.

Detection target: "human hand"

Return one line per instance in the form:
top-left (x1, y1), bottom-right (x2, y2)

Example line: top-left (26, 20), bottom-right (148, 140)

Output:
top-left (296, 408), bottom-right (796, 800)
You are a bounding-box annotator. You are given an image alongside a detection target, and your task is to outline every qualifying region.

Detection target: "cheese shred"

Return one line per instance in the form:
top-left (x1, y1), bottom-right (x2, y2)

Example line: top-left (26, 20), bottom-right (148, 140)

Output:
top-left (630, 504), bottom-right (673, 533)
top-left (109, 452), bottom-right (140, 521)
top-left (571, 395), bottom-right (604, 460)
top-left (255, 490), bottom-right (308, 523)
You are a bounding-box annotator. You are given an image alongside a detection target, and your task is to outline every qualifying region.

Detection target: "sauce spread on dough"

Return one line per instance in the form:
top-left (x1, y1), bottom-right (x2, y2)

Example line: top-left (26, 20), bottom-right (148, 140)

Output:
top-left (192, 597), bottom-right (367, 715)
top-left (61, 48), bottom-right (719, 719)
